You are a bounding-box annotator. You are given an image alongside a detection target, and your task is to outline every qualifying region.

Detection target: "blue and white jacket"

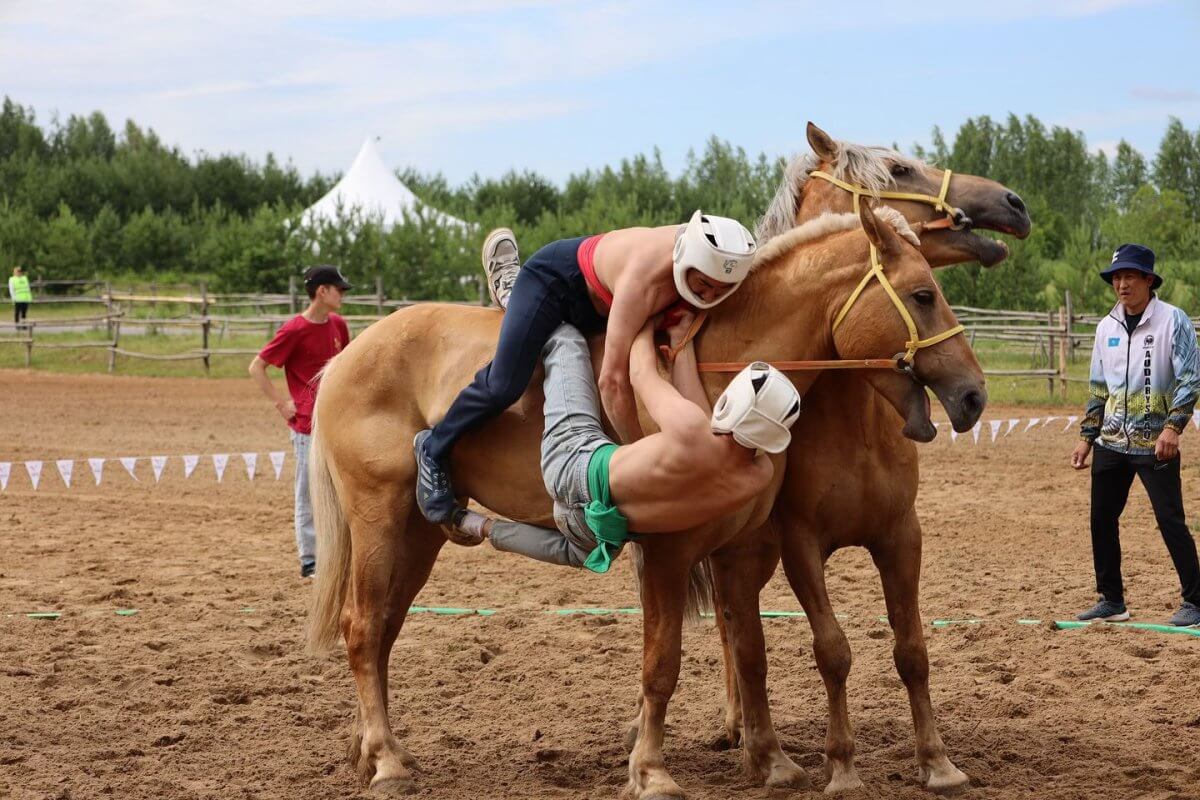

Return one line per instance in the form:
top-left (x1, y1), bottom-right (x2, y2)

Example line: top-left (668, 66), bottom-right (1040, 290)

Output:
top-left (1081, 297), bottom-right (1200, 454)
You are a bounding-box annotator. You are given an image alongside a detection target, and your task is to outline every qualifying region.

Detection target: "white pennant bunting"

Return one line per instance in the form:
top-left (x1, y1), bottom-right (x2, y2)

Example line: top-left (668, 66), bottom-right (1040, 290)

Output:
top-left (1043, 416), bottom-right (1059, 429)
top-left (88, 457), bottom-right (105, 486)
top-left (56, 459), bottom-right (74, 488)
top-left (241, 452), bottom-right (257, 481)
top-left (1006, 418), bottom-right (1020, 436)
top-left (972, 422), bottom-right (982, 444)
top-left (269, 451), bottom-right (285, 480)
top-left (950, 427), bottom-right (959, 443)
top-left (182, 454), bottom-right (199, 479)
top-left (151, 456), bottom-right (168, 483)
top-left (1024, 418), bottom-right (1042, 432)
top-left (0, 461), bottom-right (10, 491)
top-left (120, 457), bottom-right (139, 481)
top-left (1193, 410), bottom-right (1199, 430)
top-left (1063, 415), bottom-right (1079, 432)
top-left (212, 453), bottom-right (229, 482)
top-left (25, 460), bottom-right (43, 490)
top-left (989, 420), bottom-right (1002, 442)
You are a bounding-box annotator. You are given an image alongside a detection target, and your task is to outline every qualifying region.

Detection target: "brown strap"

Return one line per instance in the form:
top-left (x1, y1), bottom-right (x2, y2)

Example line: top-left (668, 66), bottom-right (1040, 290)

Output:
top-left (660, 310), bottom-right (709, 364)
top-left (698, 358), bottom-right (900, 373)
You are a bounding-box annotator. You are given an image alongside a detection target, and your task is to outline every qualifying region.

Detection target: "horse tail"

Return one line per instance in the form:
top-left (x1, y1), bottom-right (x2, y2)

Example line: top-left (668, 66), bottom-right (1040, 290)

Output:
top-left (629, 545), bottom-right (714, 623)
top-left (306, 395), bottom-right (351, 656)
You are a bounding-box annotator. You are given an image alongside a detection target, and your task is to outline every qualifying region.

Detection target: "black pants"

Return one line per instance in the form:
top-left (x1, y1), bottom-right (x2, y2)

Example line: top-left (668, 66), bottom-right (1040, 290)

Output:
top-left (426, 236), bottom-right (605, 463)
top-left (14, 302), bottom-right (28, 324)
top-left (1090, 444), bottom-right (1200, 605)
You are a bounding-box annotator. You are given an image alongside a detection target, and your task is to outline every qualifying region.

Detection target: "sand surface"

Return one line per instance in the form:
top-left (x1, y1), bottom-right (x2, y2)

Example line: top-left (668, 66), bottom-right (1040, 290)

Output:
top-left (2, 371), bottom-right (1198, 800)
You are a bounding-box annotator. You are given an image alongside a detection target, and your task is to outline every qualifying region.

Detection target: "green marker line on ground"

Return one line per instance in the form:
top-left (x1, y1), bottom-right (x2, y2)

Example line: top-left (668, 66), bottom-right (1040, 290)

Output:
top-left (114, 609), bottom-right (138, 616)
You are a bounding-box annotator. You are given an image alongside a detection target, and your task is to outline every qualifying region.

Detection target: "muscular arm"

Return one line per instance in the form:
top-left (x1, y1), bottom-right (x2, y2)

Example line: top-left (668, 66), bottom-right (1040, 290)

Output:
top-left (668, 339), bottom-right (711, 415)
top-left (599, 273), bottom-right (655, 441)
top-left (629, 324), bottom-right (703, 436)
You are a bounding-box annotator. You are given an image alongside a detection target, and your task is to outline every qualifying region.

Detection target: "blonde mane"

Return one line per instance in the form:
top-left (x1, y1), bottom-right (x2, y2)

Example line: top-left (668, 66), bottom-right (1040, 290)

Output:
top-left (755, 142), bottom-right (925, 246)
top-left (753, 207), bottom-right (920, 269)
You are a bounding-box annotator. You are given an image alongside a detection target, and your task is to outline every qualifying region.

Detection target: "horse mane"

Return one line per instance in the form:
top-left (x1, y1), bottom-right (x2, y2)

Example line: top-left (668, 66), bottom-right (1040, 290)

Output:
top-left (753, 208), bottom-right (920, 269)
top-left (755, 142), bottom-right (925, 246)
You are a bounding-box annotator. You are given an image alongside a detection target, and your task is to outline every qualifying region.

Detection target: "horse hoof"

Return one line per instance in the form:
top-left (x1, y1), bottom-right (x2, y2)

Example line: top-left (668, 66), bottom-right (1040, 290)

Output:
top-left (370, 776), bottom-right (418, 796)
top-left (766, 769), bottom-right (812, 790)
top-left (824, 773), bottom-right (865, 793)
top-left (921, 765), bottom-right (969, 795)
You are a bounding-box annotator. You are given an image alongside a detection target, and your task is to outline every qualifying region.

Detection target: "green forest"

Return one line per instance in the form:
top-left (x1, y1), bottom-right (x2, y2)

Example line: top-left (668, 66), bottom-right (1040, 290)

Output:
top-left (1, 95), bottom-right (1197, 312)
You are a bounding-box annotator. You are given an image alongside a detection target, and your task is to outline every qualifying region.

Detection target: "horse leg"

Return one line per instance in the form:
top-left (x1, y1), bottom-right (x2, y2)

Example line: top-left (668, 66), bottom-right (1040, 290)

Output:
top-left (871, 512), bottom-right (968, 794)
top-left (710, 541), bottom-right (810, 789)
top-left (625, 553), bottom-right (691, 800)
top-left (780, 535), bottom-right (862, 794)
top-left (710, 574), bottom-right (744, 748)
top-left (343, 496), bottom-right (444, 795)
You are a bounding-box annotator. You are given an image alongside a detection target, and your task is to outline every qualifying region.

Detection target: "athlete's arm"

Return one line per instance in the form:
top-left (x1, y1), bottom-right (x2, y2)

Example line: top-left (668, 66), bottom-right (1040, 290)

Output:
top-left (629, 324), bottom-right (706, 436)
top-left (661, 311), bottom-right (711, 415)
top-left (248, 356), bottom-right (296, 422)
top-left (599, 273), bottom-right (655, 442)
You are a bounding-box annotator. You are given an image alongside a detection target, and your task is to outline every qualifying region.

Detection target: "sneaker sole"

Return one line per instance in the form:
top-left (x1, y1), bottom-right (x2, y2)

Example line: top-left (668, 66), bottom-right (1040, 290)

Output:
top-left (1079, 612), bottom-right (1131, 622)
top-left (481, 228), bottom-right (516, 271)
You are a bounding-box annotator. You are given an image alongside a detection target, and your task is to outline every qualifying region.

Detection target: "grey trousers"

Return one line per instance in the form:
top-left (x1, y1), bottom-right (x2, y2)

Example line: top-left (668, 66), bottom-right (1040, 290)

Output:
top-left (489, 324), bottom-right (617, 568)
top-left (291, 430), bottom-right (316, 567)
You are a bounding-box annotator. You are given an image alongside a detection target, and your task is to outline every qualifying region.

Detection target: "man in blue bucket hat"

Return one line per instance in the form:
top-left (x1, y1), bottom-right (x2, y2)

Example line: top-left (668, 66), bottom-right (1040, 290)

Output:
top-left (1071, 243), bottom-right (1200, 627)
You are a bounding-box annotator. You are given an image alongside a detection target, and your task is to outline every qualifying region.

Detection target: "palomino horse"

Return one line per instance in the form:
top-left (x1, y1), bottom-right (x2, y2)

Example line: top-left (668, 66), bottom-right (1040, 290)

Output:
top-left (306, 202), bottom-right (986, 798)
top-left (705, 123), bottom-right (1032, 793)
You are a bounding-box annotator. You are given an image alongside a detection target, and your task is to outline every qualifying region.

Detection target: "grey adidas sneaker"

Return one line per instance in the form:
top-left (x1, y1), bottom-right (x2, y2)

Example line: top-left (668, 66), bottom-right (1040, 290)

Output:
top-left (1076, 596), bottom-right (1130, 622)
top-left (1167, 601), bottom-right (1200, 628)
top-left (482, 228), bottom-right (520, 309)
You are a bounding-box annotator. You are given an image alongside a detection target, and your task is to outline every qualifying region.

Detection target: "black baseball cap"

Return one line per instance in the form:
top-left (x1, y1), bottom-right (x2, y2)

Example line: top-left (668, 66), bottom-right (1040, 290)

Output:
top-left (1100, 243), bottom-right (1160, 289)
top-left (303, 265), bottom-right (352, 290)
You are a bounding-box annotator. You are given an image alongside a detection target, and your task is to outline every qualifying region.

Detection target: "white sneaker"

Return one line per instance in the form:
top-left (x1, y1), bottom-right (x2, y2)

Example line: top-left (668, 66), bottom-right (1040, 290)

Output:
top-left (482, 228), bottom-right (520, 309)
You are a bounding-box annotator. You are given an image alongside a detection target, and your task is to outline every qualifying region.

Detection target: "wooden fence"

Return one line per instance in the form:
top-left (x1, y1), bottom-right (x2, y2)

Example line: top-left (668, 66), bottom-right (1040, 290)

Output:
top-left (5, 284), bottom-right (1197, 395)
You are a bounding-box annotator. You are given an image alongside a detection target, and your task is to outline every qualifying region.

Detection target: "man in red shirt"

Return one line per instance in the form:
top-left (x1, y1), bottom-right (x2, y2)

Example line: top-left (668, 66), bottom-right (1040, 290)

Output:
top-left (249, 265), bottom-right (352, 577)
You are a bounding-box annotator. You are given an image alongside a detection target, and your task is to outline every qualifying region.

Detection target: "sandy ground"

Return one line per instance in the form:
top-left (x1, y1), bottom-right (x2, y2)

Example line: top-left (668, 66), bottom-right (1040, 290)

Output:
top-left (1, 370), bottom-right (1198, 800)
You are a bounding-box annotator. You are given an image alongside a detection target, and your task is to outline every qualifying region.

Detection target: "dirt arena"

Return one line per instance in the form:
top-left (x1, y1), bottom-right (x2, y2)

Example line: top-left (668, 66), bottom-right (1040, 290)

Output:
top-left (2, 371), bottom-right (1198, 800)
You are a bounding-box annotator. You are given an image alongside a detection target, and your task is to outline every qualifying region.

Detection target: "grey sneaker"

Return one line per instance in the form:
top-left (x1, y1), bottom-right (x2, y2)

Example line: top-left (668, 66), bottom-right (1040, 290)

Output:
top-left (1076, 597), bottom-right (1130, 622)
top-left (482, 228), bottom-right (520, 309)
top-left (1167, 601), bottom-right (1200, 627)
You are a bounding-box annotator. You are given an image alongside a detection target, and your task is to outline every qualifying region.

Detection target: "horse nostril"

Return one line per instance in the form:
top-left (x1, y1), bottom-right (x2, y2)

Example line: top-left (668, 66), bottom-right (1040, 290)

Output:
top-left (962, 389), bottom-right (985, 419)
top-left (1006, 192), bottom-right (1026, 214)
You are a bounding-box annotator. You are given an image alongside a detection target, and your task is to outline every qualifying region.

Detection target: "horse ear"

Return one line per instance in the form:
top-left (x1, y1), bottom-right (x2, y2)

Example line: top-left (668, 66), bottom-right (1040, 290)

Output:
top-left (806, 122), bottom-right (838, 162)
top-left (858, 202), bottom-right (903, 256)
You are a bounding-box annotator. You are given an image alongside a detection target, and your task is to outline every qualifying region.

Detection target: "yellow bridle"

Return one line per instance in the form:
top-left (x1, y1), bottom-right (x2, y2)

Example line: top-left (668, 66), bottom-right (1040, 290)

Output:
top-left (811, 168), bottom-right (966, 368)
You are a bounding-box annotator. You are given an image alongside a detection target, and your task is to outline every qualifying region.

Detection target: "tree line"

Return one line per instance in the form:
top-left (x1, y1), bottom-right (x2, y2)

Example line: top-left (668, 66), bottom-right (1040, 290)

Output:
top-left (1, 95), bottom-right (1197, 312)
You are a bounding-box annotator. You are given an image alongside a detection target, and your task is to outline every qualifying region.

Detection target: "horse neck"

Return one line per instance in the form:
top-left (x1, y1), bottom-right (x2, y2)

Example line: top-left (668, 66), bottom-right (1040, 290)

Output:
top-left (694, 236), bottom-right (861, 394)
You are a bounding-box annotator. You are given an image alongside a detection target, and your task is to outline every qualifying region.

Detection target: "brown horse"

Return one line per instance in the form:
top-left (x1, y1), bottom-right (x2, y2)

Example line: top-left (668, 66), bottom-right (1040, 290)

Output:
top-left (705, 124), bottom-right (1032, 794)
top-left (306, 200), bottom-right (985, 798)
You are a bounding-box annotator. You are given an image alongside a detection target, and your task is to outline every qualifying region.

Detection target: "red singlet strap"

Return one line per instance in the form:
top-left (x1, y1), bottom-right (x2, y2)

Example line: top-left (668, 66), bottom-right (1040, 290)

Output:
top-left (577, 234), bottom-right (611, 311)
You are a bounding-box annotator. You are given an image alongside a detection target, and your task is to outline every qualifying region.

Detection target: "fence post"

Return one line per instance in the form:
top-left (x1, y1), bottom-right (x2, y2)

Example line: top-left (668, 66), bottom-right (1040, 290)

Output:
top-left (289, 275), bottom-right (298, 315)
top-left (108, 318), bottom-right (120, 373)
top-left (24, 322), bottom-right (33, 367)
top-left (1058, 306), bottom-right (1069, 401)
top-left (104, 281), bottom-right (113, 339)
top-left (200, 281), bottom-right (210, 376)
top-left (1064, 289), bottom-right (1075, 364)
top-left (376, 275), bottom-right (385, 317)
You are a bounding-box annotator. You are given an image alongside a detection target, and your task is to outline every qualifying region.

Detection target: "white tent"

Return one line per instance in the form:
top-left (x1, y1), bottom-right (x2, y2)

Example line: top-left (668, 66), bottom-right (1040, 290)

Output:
top-left (300, 137), bottom-right (467, 230)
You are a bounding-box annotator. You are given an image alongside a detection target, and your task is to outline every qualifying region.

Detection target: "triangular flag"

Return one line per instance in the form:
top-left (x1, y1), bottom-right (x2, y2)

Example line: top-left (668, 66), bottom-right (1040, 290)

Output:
top-left (56, 459), bottom-right (74, 488)
top-left (120, 457), bottom-right (139, 481)
top-left (88, 457), bottom-right (105, 486)
top-left (1043, 416), bottom-right (1059, 429)
top-left (1192, 410), bottom-right (1199, 430)
top-left (182, 454), bottom-right (199, 479)
top-left (989, 420), bottom-right (1002, 442)
top-left (0, 462), bottom-right (10, 491)
top-left (1024, 418), bottom-right (1042, 432)
top-left (1063, 415), bottom-right (1079, 432)
top-left (151, 456), bottom-right (168, 483)
top-left (1006, 418), bottom-right (1020, 436)
top-left (269, 451), bottom-right (285, 480)
top-left (950, 427), bottom-right (959, 443)
top-left (972, 422), bottom-right (982, 444)
top-left (25, 460), bottom-right (43, 490)
top-left (241, 452), bottom-right (257, 481)
top-left (212, 453), bottom-right (229, 483)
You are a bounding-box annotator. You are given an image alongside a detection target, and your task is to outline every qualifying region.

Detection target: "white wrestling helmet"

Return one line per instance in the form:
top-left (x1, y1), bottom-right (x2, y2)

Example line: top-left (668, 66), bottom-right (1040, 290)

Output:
top-left (711, 362), bottom-right (801, 454)
top-left (672, 209), bottom-right (757, 309)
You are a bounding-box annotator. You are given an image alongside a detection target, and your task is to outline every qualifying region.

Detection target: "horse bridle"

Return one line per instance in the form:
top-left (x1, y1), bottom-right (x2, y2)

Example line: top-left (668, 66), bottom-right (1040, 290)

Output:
top-left (675, 167), bottom-right (967, 375)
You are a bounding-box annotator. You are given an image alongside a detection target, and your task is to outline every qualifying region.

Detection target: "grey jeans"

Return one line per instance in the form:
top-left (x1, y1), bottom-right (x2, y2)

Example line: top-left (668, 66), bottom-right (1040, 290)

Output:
top-left (291, 430), bottom-right (316, 567)
top-left (489, 324), bottom-right (618, 568)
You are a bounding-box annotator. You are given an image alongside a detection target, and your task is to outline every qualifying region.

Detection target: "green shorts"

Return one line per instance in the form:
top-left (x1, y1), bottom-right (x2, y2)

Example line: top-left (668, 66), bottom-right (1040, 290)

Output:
top-left (581, 444), bottom-right (629, 574)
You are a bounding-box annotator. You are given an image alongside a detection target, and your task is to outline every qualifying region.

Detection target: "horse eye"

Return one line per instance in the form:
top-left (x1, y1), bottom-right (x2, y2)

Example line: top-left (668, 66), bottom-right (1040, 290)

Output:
top-left (914, 290), bottom-right (935, 307)
top-left (890, 163), bottom-right (911, 177)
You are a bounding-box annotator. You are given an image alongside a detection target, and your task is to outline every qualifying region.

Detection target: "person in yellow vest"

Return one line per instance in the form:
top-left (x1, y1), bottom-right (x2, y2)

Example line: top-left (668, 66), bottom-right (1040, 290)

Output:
top-left (8, 266), bottom-right (32, 327)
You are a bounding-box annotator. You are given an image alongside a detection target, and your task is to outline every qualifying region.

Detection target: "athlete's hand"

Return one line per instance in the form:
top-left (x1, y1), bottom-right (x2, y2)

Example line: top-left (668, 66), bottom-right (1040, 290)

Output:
top-left (663, 309), bottom-right (697, 348)
top-left (1155, 428), bottom-right (1180, 461)
top-left (1070, 440), bottom-right (1092, 470)
top-left (275, 398), bottom-right (297, 422)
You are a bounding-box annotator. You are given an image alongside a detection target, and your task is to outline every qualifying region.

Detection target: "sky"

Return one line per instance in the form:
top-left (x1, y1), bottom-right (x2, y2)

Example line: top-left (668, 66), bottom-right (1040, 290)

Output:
top-left (1, 0), bottom-right (1197, 184)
